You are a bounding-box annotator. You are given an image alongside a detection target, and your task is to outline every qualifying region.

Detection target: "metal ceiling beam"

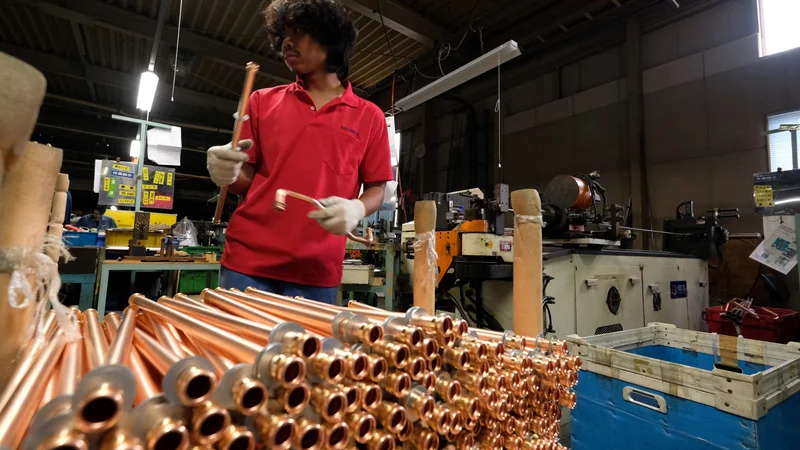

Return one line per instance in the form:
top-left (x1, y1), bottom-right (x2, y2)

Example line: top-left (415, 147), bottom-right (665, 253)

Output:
top-left (340, 0), bottom-right (450, 47)
top-left (15, 0), bottom-right (293, 84)
top-left (0, 43), bottom-right (238, 112)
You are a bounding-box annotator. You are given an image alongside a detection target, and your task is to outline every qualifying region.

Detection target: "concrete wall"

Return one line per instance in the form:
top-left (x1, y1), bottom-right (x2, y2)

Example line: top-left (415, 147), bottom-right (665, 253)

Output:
top-left (404, 0), bottom-right (800, 309)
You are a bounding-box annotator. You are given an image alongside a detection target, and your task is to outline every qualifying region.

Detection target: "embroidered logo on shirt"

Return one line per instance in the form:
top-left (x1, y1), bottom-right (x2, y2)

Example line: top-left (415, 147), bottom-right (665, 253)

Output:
top-left (340, 126), bottom-right (360, 138)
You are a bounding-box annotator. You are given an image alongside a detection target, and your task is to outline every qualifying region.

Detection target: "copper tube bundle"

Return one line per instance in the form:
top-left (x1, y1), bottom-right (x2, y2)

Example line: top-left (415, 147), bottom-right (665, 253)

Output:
top-left (2, 289), bottom-right (578, 449)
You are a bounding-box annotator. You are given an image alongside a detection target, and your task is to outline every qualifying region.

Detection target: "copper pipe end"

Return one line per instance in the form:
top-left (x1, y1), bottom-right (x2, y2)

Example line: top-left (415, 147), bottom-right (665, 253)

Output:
top-left (505, 435), bottom-right (522, 450)
top-left (382, 371), bottom-right (411, 397)
top-left (374, 401), bottom-right (407, 433)
top-left (455, 432), bottom-right (474, 450)
top-left (448, 410), bottom-right (463, 434)
top-left (429, 404), bottom-right (451, 435)
top-left (454, 393), bottom-right (480, 419)
top-left (508, 371), bottom-right (522, 392)
top-left (421, 371), bottom-right (436, 394)
top-left (176, 366), bottom-right (218, 406)
top-left (358, 322), bottom-right (384, 345)
top-left (432, 315), bottom-right (453, 337)
top-left (340, 350), bottom-right (370, 381)
top-left (311, 385), bottom-right (347, 422)
top-left (366, 355), bottom-right (388, 382)
top-left (310, 353), bottom-right (344, 385)
top-left (357, 382), bottom-right (382, 411)
top-left (439, 332), bottom-right (456, 349)
top-left (464, 415), bottom-right (478, 432)
top-left (396, 326), bottom-right (425, 349)
top-left (321, 422), bottom-right (350, 450)
top-left (443, 347), bottom-right (470, 370)
top-left (345, 411), bottom-right (376, 444)
top-left (428, 354), bottom-right (442, 372)
top-left (366, 430), bottom-right (395, 450)
top-left (338, 383), bottom-right (361, 413)
top-left (190, 402), bottom-right (231, 445)
top-left (417, 430), bottom-right (439, 450)
top-left (570, 370), bottom-right (579, 387)
top-left (454, 319), bottom-right (469, 338)
top-left (421, 338), bottom-right (439, 360)
top-left (39, 427), bottom-right (89, 450)
top-left (282, 332), bottom-right (322, 359)
top-left (405, 356), bottom-right (426, 381)
top-left (99, 429), bottom-right (144, 450)
top-left (292, 417), bottom-right (322, 450)
top-left (559, 390), bottom-right (577, 409)
top-left (404, 388), bottom-right (435, 421)
top-left (279, 383), bottom-right (311, 415)
top-left (397, 419), bottom-right (413, 442)
top-left (217, 425), bottom-right (255, 450)
top-left (255, 414), bottom-right (296, 450)
top-left (74, 383), bottom-right (125, 434)
top-left (231, 376), bottom-right (268, 416)
top-left (434, 373), bottom-right (460, 402)
top-left (145, 417), bottom-right (190, 450)
top-left (372, 340), bottom-right (410, 369)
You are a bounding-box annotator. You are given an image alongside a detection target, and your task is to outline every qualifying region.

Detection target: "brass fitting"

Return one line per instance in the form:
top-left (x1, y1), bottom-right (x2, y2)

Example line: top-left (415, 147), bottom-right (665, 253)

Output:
top-left (382, 371), bottom-right (411, 398)
top-left (366, 430), bottom-right (395, 450)
top-left (217, 425), bottom-right (255, 450)
top-left (371, 340), bottom-right (410, 369)
top-left (429, 354), bottom-right (443, 372)
top-left (402, 385), bottom-right (435, 421)
top-left (345, 411), bottom-right (376, 444)
top-left (420, 338), bottom-right (439, 360)
top-left (454, 371), bottom-right (488, 395)
top-left (334, 349), bottom-right (370, 381)
top-left (280, 332), bottom-right (322, 360)
top-left (254, 414), bottom-right (296, 450)
top-left (189, 402), bottom-right (231, 445)
top-left (356, 382), bottom-right (382, 411)
top-left (268, 383), bottom-right (311, 415)
top-left (292, 417), bottom-right (322, 450)
top-left (366, 355), bottom-right (388, 382)
top-left (310, 385), bottom-right (347, 422)
top-left (409, 429), bottom-right (439, 450)
top-left (452, 392), bottom-right (480, 419)
top-left (442, 347), bottom-right (470, 370)
top-left (269, 353), bottom-right (308, 387)
top-left (427, 404), bottom-right (451, 435)
top-left (309, 352), bottom-right (344, 385)
top-left (320, 422), bottom-right (350, 450)
top-left (404, 356), bottom-right (427, 381)
top-left (337, 383), bottom-right (361, 413)
top-left (421, 371), bottom-right (437, 394)
top-left (373, 401), bottom-right (407, 434)
top-left (434, 372), bottom-right (461, 402)
top-left (231, 376), bottom-right (268, 416)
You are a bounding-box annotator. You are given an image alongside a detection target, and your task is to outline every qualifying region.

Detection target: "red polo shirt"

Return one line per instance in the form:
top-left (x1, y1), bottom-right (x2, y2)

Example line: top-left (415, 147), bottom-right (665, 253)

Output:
top-left (222, 80), bottom-right (393, 287)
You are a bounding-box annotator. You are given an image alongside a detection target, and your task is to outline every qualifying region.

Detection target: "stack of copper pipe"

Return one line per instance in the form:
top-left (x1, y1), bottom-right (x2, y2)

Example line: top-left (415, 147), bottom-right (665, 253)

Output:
top-left (0, 288), bottom-right (578, 450)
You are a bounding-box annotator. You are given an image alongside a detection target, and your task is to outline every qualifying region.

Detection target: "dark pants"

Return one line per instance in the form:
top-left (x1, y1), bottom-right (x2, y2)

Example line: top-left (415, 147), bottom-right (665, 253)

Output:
top-left (219, 266), bottom-right (338, 305)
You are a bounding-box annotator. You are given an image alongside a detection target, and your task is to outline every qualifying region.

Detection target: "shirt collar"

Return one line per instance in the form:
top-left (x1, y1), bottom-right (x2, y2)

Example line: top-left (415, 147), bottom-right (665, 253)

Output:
top-left (293, 77), bottom-right (359, 108)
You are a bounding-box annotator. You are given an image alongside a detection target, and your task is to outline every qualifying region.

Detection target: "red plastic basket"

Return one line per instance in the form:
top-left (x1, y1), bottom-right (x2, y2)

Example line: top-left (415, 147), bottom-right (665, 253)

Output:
top-left (703, 305), bottom-right (800, 344)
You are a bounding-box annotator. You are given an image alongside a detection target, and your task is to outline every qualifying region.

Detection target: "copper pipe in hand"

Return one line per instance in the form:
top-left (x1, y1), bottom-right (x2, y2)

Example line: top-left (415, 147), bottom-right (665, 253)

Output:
top-left (273, 188), bottom-right (374, 246)
top-left (213, 61), bottom-right (260, 224)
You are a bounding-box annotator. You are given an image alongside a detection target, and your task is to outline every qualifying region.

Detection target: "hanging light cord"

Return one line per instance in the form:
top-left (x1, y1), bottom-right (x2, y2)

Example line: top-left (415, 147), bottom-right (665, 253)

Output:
top-left (495, 50), bottom-right (502, 177)
top-left (171, 0), bottom-right (185, 101)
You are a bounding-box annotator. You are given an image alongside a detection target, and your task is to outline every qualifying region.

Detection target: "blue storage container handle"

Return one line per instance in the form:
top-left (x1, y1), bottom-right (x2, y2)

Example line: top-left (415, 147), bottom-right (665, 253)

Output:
top-left (623, 386), bottom-right (667, 413)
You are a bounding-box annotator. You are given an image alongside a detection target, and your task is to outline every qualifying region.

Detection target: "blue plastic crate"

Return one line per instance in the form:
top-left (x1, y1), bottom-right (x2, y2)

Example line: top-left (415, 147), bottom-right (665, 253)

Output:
top-left (63, 231), bottom-right (98, 247)
top-left (568, 323), bottom-right (800, 450)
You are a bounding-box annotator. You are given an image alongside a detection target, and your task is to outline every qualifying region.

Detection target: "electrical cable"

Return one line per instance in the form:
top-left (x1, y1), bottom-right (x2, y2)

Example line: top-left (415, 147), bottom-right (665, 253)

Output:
top-left (170, 0), bottom-right (185, 101)
top-left (375, 0), bottom-right (401, 72)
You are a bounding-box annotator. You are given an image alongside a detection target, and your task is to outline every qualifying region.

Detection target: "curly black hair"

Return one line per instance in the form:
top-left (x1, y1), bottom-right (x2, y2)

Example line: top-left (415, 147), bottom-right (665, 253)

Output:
top-left (263, 0), bottom-right (357, 81)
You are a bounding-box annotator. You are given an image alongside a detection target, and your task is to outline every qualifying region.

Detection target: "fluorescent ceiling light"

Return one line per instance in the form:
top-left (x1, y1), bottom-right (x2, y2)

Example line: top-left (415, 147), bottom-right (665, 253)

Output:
top-left (395, 40), bottom-right (521, 112)
top-left (130, 139), bottom-right (141, 157)
top-left (137, 70), bottom-right (159, 111)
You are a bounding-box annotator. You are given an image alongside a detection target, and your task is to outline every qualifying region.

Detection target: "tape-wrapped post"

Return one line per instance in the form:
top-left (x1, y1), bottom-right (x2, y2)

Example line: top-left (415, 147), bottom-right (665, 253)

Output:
top-left (413, 201), bottom-right (437, 313)
top-left (511, 189), bottom-right (543, 337)
top-left (54, 173), bottom-right (69, 193)
top-left (0, 53), bottom-right (47, 175)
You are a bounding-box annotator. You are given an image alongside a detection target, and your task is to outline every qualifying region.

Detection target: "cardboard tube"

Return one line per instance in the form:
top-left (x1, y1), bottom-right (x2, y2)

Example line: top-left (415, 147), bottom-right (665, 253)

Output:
top-left (511, 189), bottom-right (543, 337)
top-left (55, 173), bottom-right (70, 193)
top-left (51, 192), bottom-right (68, 224)
top-left (0, 53), bottom-right (47, 164)
top-left (413, 201), bottom-right (436, 313)
top-left (0, 142), bottom-right (62, 387)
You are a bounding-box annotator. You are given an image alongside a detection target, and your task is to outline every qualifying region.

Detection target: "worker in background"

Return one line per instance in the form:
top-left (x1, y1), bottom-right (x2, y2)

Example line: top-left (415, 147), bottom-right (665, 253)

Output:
top-left (205, 0), bottom-right (393, 304)
top-left (75, 205), bottom-right (117, 231)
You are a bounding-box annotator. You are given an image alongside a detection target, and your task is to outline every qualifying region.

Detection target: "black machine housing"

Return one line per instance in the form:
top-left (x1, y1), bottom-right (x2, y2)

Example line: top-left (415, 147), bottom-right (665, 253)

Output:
top-left (662, 201), bottom-right (738, 259)
top-left (423, 184), bottom-right (510, 235)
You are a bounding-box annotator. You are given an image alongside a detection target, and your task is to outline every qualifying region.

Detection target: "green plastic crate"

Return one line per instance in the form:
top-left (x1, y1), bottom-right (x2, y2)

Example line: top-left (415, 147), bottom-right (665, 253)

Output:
top-left (178, 270), bottom-right (219, 294)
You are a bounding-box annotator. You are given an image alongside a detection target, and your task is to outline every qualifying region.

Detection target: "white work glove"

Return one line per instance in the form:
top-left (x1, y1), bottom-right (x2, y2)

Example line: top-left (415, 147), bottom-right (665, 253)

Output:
top-left (307, 196), bottom-right (366, 236)
top-left (206, 139), bottom-right (253, 187)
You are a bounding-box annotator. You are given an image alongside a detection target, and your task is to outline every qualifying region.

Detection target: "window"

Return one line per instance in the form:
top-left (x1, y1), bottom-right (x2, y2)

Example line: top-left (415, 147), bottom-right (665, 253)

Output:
top-left (767, 111), bottom-right (800, 172)
top-left (759, 0), bottom-right (800, 56)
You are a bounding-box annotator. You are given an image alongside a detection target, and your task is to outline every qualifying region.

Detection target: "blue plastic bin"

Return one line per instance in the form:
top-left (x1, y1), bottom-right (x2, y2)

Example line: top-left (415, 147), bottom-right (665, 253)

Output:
top-left (63, 231), bottom-right (98, 247)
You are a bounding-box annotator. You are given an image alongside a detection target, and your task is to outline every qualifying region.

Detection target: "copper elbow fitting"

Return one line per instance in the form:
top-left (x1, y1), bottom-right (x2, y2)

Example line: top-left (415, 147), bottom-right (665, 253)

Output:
top-left (421, 371), bottom-right (437, 394)
top-left (189, 402), bottom-right (231, 445)
top-left (345, 411), bottom-right (376, 444)
top-left (335, 349), bottom-right (370, 381)
top-left (74, 383), bottom-right (126, 434)
top-left (373, 401), bottom-right (407, 433)
top-left (337, 383), bottom-right (362, 413)
top-left (434, 372), bottom-right (461, 402)
top-left (292, 417), bottom-right (322, 450)
top-left (403, 386), bottom-right (435, 421)
top-left (404, 356), bottom-right (427, 381)
top-left (269, 353), bottom-right (308, 387)
top-left (269, 383), bottom-right (311, 415)
top-left (310, 385), bottom-right (348, 422)
top-left (217, 425), bottom-right (255, 450)
top-left (321, 422), bottom-right (350, 450)
top-left (356, 382), bottom-right (382, 411)
top-left (281, 332), bottom-right (322, 360)
top-left (443, 347), bottom-right (470, 370)
top-left (231, 376), bottom-right (268, 416)
top-left (309, 352), bottom-right (344, 385)
top-left (371, 340), bottom-right (410, 369)
top-left (39, 428), bottom-right (89, 450)
top-left (366, 355), bottom-right (388, 382)
top-left (453, 393), bottom-right (480, 419)
top-left (366, 430), bottom-right (395, 450)
top-left (420, 338), bottom-right (439, 360)
top-left (254, 414), bottom-right (296, 450)
top-left (382, 371), bottom-right (411, 398)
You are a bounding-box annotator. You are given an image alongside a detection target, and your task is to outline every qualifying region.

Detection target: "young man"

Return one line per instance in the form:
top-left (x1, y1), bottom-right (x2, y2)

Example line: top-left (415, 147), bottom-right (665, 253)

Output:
top-left (206, 0), bottom-right (393, 304)
top-left (75, 205), bottom-right (117, 231)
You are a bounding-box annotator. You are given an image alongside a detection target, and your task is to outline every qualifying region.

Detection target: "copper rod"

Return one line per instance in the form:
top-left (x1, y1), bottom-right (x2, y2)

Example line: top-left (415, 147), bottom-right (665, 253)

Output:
top-left (160, 296), bottom-right (271, 345)
top-left (82, 309), bottom-right (108, 370)
top-left (0, 335), bottom-right (49, 412)
top-left (133, 328), bottom-right (181, 372)
top-left (200, 289), bottom-right (283, 327)
top-left (105, 314), bottom-right (159, 405)
top-left (146, 312), bottom-right (190, 358)
top-left (38, 364), bottom-right (59, 407)
top-left (130, 294), bottom-right (262, 363)
top-left (273, 188), bottom-right (374, 246)
top-left (215, 288), bottom-right (337, 334)
top-left (244, 288), bottom-right (347, 313)
top-left (56, 338), bottom-right (82, 397)
top-left (0, 331), bottom-right (66, 448)
top-left (106, 308), bottom-right (137, 365)
top-left (213, 61), bottom-right (260, 224)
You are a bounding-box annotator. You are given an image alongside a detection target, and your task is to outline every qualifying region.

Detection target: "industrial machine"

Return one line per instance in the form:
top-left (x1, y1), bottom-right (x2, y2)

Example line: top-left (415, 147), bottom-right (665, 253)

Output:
top-left (662, 201), bottom-right (741, 260)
